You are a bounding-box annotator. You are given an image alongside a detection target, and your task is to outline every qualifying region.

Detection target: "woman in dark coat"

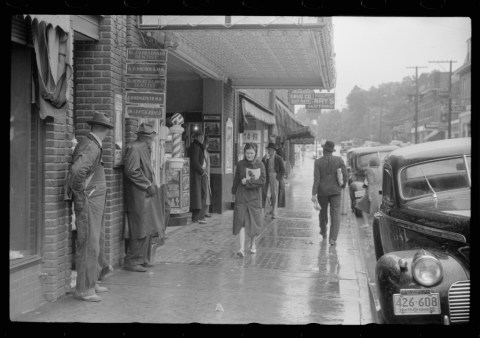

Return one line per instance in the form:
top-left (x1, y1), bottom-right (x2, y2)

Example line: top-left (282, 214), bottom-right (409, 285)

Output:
top-left (232, 143), bottom-right (266, 257)
top-left (356, 157), bottom-right (382, 227)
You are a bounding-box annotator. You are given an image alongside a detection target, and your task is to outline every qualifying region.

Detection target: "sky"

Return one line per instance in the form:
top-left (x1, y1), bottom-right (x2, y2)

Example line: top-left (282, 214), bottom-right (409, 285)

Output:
top-left (325, 17), bottom-right (471, 111)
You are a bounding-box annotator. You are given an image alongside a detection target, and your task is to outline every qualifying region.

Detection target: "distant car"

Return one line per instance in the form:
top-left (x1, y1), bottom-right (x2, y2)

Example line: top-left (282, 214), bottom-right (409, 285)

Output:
top-left (373, 137), bottom-right (471, 324)
top-left (347, 145), bottom-right (399, 217)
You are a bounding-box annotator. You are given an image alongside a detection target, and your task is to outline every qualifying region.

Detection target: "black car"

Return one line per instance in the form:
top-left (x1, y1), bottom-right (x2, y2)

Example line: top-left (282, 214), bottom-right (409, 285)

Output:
top-left (372, 137), bottom-right (471, 324)
top-left (347, 145), bottom-right (399, 216)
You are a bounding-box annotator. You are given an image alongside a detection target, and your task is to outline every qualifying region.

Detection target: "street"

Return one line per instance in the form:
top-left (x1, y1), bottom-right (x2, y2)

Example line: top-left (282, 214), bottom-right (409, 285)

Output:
top-left (15, 155), bottom-right (374, 324)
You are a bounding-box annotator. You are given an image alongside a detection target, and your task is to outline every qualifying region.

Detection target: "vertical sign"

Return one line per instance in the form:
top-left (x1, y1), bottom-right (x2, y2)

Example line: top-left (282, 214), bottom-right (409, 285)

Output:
top-left (114, 93), bottom-right (123, 167)
top-left (225, 118), bottom-right (233, 174)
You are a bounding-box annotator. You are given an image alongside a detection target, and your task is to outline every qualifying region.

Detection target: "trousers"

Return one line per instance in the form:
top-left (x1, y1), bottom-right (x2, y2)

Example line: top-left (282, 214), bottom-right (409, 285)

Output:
top-left (124, 235), bottom-right (154, 267)
top-left (318, 194), bottom-right (342, 241)
top-left (262, 173), bottom-right (278, 215)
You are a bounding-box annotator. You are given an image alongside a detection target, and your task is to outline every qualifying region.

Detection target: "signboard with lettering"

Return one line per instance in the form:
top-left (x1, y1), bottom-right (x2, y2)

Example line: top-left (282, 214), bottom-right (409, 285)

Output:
top-left (305, 93), bottom-right (335, 109)
top-left (126, 105), bottom-right (164, 118)
top-left (243, 130), bottom-right (262, 143)
top-left (126, 63), bottom-right (166, 76)
top-left (126, 77), bottom-right (166, 91)
top-left (127, 48), bottom-right (167, 62)
top-left (425, 123), bottom-right (447, 130)
top-left (288, 92), bottom-right (316, 104)
top-left (126, 92), bottom-right (165, 105)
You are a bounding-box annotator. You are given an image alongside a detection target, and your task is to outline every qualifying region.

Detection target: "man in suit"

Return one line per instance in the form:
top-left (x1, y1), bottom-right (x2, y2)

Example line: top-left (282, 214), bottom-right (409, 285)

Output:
top-left (311, 140), bottom-right (348, 246)
top-left (68, 112), bottom-right (113, 302)
top-left (262, 143), bottom-right (285, 219)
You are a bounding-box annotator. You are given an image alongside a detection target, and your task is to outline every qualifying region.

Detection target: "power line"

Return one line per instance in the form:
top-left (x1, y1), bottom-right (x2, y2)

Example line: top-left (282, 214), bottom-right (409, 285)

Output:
top-left (406, 66), bottom-right (427, 144)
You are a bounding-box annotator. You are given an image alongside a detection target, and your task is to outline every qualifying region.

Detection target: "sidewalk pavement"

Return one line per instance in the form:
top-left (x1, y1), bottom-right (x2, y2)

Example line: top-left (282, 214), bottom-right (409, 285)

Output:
top-left (14, 157), bottom-right (373, 324)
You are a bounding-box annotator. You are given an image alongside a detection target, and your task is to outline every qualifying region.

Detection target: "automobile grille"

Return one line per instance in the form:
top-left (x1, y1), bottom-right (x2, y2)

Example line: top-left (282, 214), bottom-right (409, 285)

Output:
top-left (448, 280), bottom-right (470, 324)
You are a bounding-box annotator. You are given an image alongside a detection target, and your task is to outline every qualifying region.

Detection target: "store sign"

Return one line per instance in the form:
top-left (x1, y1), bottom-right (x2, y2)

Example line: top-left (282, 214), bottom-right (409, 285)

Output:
top-left (127, 48), bottom-right (167, 62)
top-left (126, 77), bottom-right (166, 91)
top-left (126, 92), bottom-right (165, 105)
top-left (425, 123), bottom-right (447, 130)
top-left (243, 130), bottom-right (262, 143)
top-left (305, 93), bottom-right (335, 109)
top-left (288, 90), bottom-right (315, 104)
top-left (126, 63), bottom-right (166, 76)
top-left (126, 105), bottom-right (164, 118)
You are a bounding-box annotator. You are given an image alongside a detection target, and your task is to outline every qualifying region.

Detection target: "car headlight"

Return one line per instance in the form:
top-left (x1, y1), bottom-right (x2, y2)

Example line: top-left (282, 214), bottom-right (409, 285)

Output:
top-left (412, 251), bottom-right (443, 286)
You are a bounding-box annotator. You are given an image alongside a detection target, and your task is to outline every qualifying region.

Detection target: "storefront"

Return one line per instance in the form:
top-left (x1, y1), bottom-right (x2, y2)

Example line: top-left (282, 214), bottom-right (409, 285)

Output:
top-left (10, 15), bottom-right (335, 317)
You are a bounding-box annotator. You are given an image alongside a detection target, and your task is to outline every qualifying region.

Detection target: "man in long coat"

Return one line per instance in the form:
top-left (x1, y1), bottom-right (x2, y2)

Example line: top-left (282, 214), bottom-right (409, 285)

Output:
top-left (124, 123), bottom-right (166, 272)
top-left (261, 143), bottom-right (286, 219)
top-left (189, 132), bottom-right (208, 223)
top-left (68, 111), bottom-right (113, 302)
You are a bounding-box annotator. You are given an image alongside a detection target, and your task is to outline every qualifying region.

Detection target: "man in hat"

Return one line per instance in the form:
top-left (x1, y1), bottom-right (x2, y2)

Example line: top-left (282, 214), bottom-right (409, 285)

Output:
top-left (68, 111), bottom-right (113, 302)
top-left (311, 140), bottom-right (348, 246)
top-left (190, 131), bottom-right (209, 224)
top-left (124, 123), bottom-right (167, 272)
top-left (261, 143), bottom-right (285, 219)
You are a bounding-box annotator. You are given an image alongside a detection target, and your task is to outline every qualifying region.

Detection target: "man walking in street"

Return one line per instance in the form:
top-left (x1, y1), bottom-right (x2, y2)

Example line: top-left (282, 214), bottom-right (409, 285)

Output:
top-left (124, 123), bottom-right (167, 272)
top-left (189, 131), bottom-right (209, 224)
top-left (311, 140), bottom-right (348, 246)
top-left (67, 112), bottom-right (113, 302)
top-left (262, 143), bottom-right (286, 219)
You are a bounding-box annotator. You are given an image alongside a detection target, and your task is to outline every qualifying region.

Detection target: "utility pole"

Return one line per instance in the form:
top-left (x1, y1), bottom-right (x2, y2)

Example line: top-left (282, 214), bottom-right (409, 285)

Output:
top-left (429, 60), bottom-right (457, 139)
top-left (407, 66), bottom-right (427, 144)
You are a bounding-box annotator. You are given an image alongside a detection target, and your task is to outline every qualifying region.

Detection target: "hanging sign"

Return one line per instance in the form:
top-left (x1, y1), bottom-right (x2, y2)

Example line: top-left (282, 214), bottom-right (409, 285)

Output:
top-left (126, 105), bottom-right (164, 118)
top-left (126, 77), bottom-right (166, 91)
top-left (126, 63), bottom-right (166, 76)
top-left (305, 93), bottom-right (335, 109)
top-left (127, 48), bottom-right (167, 62)
top-left (126, 92), bottom-right (165, 105)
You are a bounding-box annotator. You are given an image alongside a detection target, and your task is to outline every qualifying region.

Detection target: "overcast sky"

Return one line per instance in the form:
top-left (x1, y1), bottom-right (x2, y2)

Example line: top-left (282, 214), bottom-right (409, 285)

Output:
top-left (328, 16), bottom-right (471, 110)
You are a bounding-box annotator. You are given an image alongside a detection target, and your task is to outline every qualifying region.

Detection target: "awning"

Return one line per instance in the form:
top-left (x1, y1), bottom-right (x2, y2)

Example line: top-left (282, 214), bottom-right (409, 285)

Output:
top-left (139, 16), bottom-right (335, 90)
top-left (275, 100), bottom-right (315, 140)
top-left (24, 15), bottom-right (70, 33)
top-left (424, 130), bottom-right (445, 142)
top-left (241, 97), bottom-right (276, 125)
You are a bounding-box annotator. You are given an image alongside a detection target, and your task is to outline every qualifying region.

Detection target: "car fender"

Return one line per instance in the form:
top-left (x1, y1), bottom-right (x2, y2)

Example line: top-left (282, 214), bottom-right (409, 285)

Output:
top-left (375, 250), bottom-right (469, 324)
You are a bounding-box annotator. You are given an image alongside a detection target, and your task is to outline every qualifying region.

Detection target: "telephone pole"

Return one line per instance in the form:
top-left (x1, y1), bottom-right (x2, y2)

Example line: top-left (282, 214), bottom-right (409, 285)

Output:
top-left (407, 66), bottom-right (427, 144)
top-left (429, 60), bottom-right (457, 139)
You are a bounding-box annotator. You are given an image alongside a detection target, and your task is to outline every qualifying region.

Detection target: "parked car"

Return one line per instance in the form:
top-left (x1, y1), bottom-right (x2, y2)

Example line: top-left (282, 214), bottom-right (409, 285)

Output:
top-left (347, 145), bottom-right (399, 216)
top-left (373, 137), bottom-right (471, 324)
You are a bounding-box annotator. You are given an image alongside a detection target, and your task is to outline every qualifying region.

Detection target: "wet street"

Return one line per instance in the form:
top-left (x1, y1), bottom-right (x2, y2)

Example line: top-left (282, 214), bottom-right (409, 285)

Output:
top-left (15, 155), bottom-right (374, 324)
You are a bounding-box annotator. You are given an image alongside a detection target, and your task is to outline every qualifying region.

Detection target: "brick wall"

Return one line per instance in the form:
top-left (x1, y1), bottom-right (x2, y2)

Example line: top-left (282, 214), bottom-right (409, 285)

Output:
top-left (73, 15), bottom-right (127, 268)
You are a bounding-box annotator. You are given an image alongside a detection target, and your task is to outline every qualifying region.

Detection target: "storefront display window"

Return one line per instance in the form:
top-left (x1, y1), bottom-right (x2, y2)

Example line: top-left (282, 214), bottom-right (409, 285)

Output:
top-left (10, 43), bottom-right (43, 266)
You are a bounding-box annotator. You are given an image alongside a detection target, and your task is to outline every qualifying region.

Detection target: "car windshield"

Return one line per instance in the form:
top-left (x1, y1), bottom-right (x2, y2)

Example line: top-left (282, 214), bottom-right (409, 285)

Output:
top-left (356, 151), bottom-right (390, 169)
top-left (400, 156), bottom-right (471, 199)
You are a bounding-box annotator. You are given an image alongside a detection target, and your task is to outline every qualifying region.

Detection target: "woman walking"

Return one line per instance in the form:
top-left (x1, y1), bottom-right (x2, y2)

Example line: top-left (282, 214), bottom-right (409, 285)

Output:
top-left (356, 157), bottom-right (382, 227)
top-left (232, 143), bottom-right (266, 257)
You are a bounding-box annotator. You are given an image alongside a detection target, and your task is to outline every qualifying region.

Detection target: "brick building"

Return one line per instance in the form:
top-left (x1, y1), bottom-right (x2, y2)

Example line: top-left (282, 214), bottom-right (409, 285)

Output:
top-left (10, 15), bottom-right (334, 317)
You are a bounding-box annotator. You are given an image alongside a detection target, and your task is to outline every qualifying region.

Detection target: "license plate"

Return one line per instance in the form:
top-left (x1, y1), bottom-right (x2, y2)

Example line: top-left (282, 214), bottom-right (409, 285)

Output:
top-left (393, 290), bottom-right (440, 316)
top-left (354, 190), bottom-right (365, 198)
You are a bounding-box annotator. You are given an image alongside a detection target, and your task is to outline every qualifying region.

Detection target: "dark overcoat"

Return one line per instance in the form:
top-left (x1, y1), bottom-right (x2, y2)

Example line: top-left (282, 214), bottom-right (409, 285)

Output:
top-left (189, 140), bottom-right (206, 210)
top-left (124, 140), bottom-right (164, 240)
top-left (232, 158), bottom-right (266, 237)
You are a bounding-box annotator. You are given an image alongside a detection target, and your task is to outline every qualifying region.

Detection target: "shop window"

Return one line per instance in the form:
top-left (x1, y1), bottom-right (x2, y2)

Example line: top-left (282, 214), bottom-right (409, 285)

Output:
top-left (10, 42), bottom-right (43, 268)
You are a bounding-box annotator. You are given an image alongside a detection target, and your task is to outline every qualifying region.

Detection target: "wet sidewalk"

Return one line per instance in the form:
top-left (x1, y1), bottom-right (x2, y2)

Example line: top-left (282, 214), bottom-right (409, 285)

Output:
top-left (14, 157), bottom-right (373, 324)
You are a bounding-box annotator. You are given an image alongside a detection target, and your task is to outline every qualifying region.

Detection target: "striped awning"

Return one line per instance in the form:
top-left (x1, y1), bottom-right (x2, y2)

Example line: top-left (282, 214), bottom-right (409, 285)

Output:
top-left (240, 97), bottom-right (276, 125)
top-left (24, 15), bottom-right (71, 33)
top-left (275, 100), bottom-right (315, 140)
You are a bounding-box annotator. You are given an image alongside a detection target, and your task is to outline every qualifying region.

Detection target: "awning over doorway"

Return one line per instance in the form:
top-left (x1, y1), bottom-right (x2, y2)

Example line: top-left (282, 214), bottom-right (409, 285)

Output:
top-left (24, 15), bottom-right (71, 33)
top-left (275, 100), bottom-right (315, 140)
top-left (241, 98), bottom-right (276, 125)
top-left (139, 16), bottom-right (335, 90)
top-left (424, 130), bottom-right (445, 142)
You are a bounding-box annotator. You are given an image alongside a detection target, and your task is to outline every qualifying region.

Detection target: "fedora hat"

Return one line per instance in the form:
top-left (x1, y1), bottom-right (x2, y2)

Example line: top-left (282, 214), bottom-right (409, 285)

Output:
top-left (136, 123), bottom-right (158, 137)
top-left (266, 142), bottom-right (277, 150)
top-left (87, 111), bottom-right (114, 129)
top-left (322, 140), bottom-right (335, 152)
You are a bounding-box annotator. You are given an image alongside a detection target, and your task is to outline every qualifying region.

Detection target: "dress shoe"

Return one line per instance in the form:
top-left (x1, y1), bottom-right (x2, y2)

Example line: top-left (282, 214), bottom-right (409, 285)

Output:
top-left (124, 265), bottom-right (148, 272)
top-left (250, 248), bottom-right (257, 254)
top-left (236, 250), bottom-right (245, 258)
top-left (142, 262), bottom-right (154, 268)
top-left (205, 214), bottom-right (211, 218)
top-left (95, 284), bottom-right (109, 293)
top-left (198, 220), bottom-right (207, 224)
top-left (74, 293), bottom-right (102, 302)
top-left (329, 239), bottom-right (337, 246)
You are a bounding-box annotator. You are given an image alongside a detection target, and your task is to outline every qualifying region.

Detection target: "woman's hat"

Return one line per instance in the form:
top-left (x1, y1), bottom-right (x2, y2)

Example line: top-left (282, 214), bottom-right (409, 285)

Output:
top-left (266, 142), bottom-right (277, 150)
top-left (136, 123), bottom-right (158, 137)
top-left (87, 111), bottom-right (114, 129)
top-left (322, 140), bottom-right (335, 152)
